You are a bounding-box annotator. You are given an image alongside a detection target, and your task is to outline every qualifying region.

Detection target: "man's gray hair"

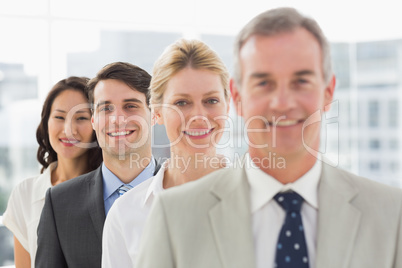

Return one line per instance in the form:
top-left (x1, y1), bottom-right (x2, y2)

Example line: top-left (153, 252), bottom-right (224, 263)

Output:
top-left (233, 7), bottom-right (332, 86)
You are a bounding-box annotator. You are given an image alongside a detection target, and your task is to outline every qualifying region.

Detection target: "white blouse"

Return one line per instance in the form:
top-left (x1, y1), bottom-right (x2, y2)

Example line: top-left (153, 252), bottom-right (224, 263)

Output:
top-left (2, 162), bottom-right (56, 268)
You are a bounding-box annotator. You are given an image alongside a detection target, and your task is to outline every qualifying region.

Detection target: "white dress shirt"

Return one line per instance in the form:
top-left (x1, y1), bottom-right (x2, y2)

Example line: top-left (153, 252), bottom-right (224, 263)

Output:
top-left (245, 154), bottom-right (321, 268)
top-left (102, 161), bottom-right (167, 268)
top-left (102, 158), bottom-right (156, 215)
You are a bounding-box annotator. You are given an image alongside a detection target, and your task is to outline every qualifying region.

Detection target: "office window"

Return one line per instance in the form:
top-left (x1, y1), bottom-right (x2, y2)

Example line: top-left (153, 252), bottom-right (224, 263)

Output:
top-left (390, 162), bottom-right (399, 172)
top-left (390, 139), bottom-right (399, 150)
top-left (331, 43), bottom-right (351, 89)
top-left (369, 161), bottom-right (380, 171)
top-left (389, 99), bottom-right (399, 128)
top-left (368, 100), bottom-right (379, 127)
top-left (369, 139), bottom-right (380, 150)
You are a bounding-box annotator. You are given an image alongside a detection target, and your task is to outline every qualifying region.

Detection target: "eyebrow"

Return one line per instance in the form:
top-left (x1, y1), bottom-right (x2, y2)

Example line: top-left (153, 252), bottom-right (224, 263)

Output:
top-left (294, 70), bottom-right (315, 76)
top-left (250, 72), bottom-right (272, 79)
top-left (249, 70), bottom-right (316, 79)
top-left (123, 98), bottom-right (144, 104)
top-left (173, 90), bottom-right (222, 97)
top-left (95, 98), bottom-right (144, 108)
top-left (95, 101), bottom-right (111, 108)
top-left (54, 109), bottom-right (90, 114)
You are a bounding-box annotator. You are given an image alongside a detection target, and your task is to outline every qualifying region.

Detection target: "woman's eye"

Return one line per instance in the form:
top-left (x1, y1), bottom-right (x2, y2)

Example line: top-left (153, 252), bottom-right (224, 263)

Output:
top-left (55, 116), bottom-right (64, 120)
top-left (77, 117), bottom-right (89, 121)
top-left (175, 100), bottom-right (188, 106)
top-left (206, 98), bottom-right (219, 104)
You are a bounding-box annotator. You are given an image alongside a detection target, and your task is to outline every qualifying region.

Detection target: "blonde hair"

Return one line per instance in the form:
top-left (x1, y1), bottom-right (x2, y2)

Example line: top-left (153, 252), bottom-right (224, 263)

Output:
top-left (150, 39), bottom-right (230, 105)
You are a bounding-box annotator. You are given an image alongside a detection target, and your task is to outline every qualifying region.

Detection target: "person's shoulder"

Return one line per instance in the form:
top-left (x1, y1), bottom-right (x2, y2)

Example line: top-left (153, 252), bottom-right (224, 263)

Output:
top-left (12, 174), bottom-right (41, 192)
top-left (158, 166), bottom-right (243, 203)
top-left (115, 176), bottom-right (156, 209)
top-left (8, 173), bottom-right (45, 202)
top-left (49, 167), bottom-right (101, 196)
top-left (326, 163), bottom-right (402, 200)
top-left (352, 171), bottom-right (402, 199)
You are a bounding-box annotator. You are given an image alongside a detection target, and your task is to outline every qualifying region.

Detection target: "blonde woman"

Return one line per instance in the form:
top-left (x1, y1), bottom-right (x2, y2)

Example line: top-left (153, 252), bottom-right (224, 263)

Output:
top-left (102, 39), bottom-right (230, 267)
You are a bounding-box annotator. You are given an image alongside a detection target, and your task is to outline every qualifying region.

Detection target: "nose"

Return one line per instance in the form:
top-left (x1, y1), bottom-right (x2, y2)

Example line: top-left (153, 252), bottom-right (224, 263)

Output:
top-left (109, 107), bottom-right (127, 125)
top-left (64, 119), bottom-right (78, 138)
top-left (269, 84), bottom-right (296, 112)
top-left (189, 102), bottom-right (208, 122)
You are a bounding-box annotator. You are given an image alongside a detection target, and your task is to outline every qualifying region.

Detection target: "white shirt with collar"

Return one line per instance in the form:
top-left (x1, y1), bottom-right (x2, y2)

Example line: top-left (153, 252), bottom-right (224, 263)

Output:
top-left (102, 157), bottom-right (156, 215)
top-left (102, 161), bottom-right (167, 268)
top-left (245, 154), bottom-right (321, 268)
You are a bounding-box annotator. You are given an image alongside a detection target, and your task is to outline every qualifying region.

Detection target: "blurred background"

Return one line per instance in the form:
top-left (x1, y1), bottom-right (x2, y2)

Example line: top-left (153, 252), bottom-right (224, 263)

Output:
top-left (1, 0), bottom-right (402, 265)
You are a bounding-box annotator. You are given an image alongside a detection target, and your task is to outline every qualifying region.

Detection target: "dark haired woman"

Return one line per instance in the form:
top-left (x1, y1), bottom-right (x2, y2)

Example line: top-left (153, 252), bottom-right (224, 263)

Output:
top-left (2, 76), bottom-right (102, 268)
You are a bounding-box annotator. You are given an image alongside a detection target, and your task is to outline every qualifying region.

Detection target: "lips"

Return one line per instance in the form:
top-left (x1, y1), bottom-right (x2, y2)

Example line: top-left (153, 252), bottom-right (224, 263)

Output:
top-left (182, 128), bottom-right (215, 140)
top-left (107, 130), bottom-right (135, 137)
top-left (183, 129), bottom-right (213, 136)
top-left (267, 119), bottom-right (304, 127)
top-left (59, 138), bottom-right (80, 147)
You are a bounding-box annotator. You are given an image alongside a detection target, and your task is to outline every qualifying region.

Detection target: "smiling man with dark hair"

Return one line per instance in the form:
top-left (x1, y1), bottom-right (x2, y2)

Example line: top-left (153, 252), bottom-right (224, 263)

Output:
top-left (36, 62), bottom-right (160, 268)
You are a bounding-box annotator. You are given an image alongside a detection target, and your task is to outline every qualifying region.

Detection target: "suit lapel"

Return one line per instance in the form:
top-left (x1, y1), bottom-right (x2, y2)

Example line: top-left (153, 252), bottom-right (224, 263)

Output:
top-left (315, 164), bottom-right (361, 268)
top-left (87, 167), bottom-right (106, 242)
top-left (208, 167), bottom-right (256, 268)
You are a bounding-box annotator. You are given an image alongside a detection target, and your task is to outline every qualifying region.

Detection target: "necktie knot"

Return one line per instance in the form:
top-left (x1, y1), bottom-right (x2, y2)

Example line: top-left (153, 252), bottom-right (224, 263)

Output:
top-left (118, 184), bottom-right (133, 196)
top-left (274, 191), bottom-right (304, 213)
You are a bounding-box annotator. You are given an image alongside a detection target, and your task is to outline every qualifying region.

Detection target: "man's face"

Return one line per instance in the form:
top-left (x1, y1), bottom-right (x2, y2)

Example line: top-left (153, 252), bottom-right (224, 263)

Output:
top-left (231, 28), bottom-right (335, 160)
top-left (91, 79), bottom-right (151, 160)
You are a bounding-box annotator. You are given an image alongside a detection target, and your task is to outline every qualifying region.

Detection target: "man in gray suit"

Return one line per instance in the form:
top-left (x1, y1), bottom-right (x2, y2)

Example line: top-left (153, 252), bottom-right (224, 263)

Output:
top-left (36, 62), bottom-right (159, 267)
top-left (136, 8), bottom-right (402, 268)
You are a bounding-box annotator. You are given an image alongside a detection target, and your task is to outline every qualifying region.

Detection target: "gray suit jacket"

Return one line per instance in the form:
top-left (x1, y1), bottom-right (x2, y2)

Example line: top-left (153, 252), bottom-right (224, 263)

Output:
top-left (136, 162), bottom-right (402, 268)
top-left (36, 167), bottom-right (105, 268)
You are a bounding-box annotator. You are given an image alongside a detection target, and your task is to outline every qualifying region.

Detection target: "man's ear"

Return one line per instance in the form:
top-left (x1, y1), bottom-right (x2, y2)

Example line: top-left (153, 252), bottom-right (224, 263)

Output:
top-left (226, 97), bottom-right (230, 115)
top-left (230, 78), bottom-right (242, 116)
top-left (323, 75), bottom-right (336, 112)
top-left (91, 114), bottom-right (95, 130)
top-left (152, 109), bottom-right (164, 125)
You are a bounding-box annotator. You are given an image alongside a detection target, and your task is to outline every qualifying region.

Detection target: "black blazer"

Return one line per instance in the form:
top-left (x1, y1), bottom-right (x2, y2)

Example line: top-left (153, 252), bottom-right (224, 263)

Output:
top-left (36, 162), bottom-right (161, 268)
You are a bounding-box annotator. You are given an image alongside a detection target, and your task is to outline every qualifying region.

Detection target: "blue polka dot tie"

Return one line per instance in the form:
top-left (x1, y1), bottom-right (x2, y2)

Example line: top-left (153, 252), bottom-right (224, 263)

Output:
top-left (274, 191), bottom-right (309, 268)
top-left (118, 184), bottom-right (133, 196)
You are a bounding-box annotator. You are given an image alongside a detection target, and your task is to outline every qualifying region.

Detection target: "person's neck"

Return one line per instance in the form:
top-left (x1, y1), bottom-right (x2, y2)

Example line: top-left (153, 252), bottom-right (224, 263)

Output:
top-left (163, 150), bottom-right (224, 189)
top-left (249, 149), bottom-right (318, 184)
top-left (51, 155), bottom-right (90, 186)
top-left (103, 151), bottom-right (153, 184)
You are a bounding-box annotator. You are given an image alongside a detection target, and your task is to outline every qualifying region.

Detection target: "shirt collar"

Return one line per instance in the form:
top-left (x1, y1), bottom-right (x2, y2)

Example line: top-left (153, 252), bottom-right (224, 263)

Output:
top-left (142, 160), bottom-right (168, 206)
top-left (246, 153), bottom-right (321, 213)
top-left (33, 161), bottom-right (57, 202)
top-left (102, 157), bottom-right (156, 201)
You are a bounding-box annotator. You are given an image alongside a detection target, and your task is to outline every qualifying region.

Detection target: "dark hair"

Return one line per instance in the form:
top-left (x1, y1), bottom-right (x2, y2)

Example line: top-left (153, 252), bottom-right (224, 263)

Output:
top-left (36, 76), bottom-right (103, 173)
top-left (86, 62), bottom-right (152, 107)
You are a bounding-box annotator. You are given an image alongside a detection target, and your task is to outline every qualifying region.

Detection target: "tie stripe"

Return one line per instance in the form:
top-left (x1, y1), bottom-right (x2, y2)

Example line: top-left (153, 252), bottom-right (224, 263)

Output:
top-left (118, 184), bottom-right (133, 196)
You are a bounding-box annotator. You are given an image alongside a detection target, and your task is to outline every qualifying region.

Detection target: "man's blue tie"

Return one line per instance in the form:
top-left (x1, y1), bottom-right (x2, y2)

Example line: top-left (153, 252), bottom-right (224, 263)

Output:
top-left (118, 184), bottom-right (133, 196)
top-left (274, 191), bottom-right (309, 268)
